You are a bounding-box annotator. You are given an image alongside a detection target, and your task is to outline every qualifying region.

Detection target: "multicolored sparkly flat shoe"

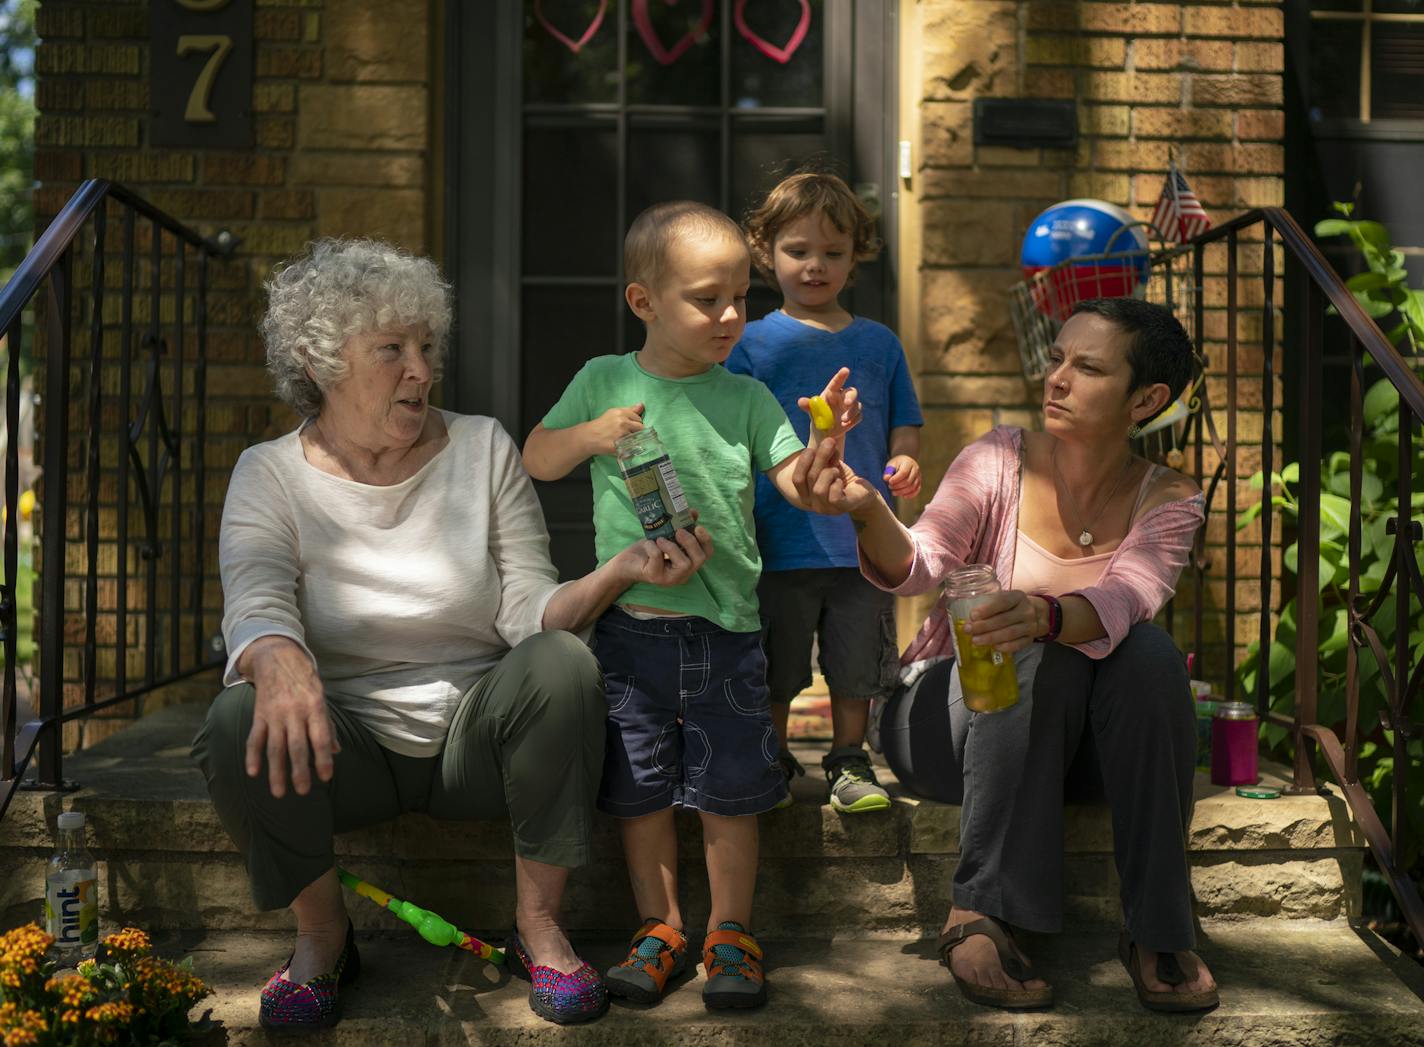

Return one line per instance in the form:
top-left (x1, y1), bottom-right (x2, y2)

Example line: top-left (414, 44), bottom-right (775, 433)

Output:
top-left (507, 930), bottom-right (609, 1024)
top-left (258, 920), bottom-right (361, 1031)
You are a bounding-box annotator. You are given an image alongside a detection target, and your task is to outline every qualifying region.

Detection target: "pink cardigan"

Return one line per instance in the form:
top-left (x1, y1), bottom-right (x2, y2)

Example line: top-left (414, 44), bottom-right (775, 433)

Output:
top-left (862, 426), bottom-right (1206, 662)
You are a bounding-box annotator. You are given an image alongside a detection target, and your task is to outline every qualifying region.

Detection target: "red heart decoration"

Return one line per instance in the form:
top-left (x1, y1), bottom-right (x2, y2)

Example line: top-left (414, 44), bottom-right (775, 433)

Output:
top-left (734, 0), bottom-right (811, 65)
top-left (535, 0), bottom-right (609, 55)
top-left (632, 0), bottom-right (715, 66)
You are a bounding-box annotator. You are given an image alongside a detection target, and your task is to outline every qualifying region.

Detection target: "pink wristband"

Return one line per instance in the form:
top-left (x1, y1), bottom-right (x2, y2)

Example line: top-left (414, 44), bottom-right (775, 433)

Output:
top-left (1034, 595), bottom-right (1063, 643)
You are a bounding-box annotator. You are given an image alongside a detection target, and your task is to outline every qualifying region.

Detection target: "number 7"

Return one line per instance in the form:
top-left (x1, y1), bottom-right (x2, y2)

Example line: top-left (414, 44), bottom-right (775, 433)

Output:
top-left (176, 34), bottom-right (233, 123)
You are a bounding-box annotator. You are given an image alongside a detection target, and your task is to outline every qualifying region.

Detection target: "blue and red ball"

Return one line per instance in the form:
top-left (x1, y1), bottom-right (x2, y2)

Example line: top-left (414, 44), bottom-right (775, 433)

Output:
top-left (1020, 199), bottom-right (1149, 320)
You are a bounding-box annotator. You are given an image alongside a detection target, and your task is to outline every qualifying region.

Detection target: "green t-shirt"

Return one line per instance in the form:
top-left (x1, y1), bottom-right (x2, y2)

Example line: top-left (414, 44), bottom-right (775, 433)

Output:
top-left (542, 353), bottom-right (803, 633)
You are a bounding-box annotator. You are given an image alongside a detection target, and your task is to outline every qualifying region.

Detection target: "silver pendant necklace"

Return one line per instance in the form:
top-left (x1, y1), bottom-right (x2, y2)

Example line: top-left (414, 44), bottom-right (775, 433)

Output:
top-left (1053, 442), bottom-right (1134, 547)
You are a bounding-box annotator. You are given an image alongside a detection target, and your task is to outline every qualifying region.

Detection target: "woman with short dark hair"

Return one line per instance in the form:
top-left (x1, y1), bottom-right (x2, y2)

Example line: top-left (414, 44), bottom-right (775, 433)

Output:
top-left (794, 296), bottom-right (1217, 1012)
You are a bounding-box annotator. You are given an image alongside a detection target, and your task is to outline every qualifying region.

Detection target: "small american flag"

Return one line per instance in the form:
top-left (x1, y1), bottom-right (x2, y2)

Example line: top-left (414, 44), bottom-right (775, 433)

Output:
top-left (1150, 165), bottom-right (1212, 243)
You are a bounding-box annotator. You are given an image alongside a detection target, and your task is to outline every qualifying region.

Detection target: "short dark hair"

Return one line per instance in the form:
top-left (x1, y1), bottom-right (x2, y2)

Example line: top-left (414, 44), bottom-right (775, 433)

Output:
top-left (1069, 297), bottom-right (1195, 422)
top-left (624, 201), bottom-right (746, 289)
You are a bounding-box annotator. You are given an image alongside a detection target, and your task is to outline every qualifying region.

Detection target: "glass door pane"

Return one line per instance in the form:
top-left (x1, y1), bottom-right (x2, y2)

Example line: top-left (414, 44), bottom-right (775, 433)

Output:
top-left (523, 0), bottom-right (621, 103)
top-left (624, 1), bottom-right (722, 105)
top-left (523, 122), bottom-right (620, 276)
top-left (731, 0), bottom-right (826, 107)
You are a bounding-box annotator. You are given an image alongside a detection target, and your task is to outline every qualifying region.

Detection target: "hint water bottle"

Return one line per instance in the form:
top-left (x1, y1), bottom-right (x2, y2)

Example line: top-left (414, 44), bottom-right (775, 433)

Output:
top-left (44, 811), bottom-right (99, 965)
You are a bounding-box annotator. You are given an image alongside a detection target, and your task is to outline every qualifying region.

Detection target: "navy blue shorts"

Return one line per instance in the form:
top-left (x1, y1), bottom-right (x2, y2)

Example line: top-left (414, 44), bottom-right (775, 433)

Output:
top-left (592, 607), bottom-right (787, 818)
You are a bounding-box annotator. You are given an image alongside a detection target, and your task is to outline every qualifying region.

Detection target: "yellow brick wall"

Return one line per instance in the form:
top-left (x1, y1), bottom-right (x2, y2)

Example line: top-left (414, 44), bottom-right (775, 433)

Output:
top-left (31, 0), bottom-right (436, 746)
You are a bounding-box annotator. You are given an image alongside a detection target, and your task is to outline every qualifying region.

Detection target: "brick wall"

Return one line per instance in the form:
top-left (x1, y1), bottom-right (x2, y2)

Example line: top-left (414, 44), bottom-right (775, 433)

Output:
top-left (898, 0), bottom-right (1285, 672)
top-left (31, 0), bottom-right (436, 745)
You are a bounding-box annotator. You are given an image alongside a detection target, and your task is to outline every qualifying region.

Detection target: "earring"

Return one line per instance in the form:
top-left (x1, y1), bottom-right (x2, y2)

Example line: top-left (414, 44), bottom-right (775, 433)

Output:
top-left (1128, 422), bottom-right (1142, 439)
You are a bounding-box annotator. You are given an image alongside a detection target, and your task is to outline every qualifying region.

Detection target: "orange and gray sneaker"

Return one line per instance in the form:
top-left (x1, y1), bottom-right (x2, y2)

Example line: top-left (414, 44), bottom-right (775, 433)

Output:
top-left (701, 921), bottom-right (767, 1010)
top-left (605, 919), bottom-right (689, 1004)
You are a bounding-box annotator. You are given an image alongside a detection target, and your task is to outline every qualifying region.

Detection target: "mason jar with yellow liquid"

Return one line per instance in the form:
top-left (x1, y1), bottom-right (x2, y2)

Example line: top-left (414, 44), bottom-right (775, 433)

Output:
top-left (945, 564), bottom-right (1020, 713)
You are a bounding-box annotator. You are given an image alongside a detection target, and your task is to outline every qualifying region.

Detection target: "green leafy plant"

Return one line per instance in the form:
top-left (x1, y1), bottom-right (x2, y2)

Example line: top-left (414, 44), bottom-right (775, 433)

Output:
top-left (1316, 201), bottom-right (1424, 352)
top-left (1236, 373), bottom-right (1424, 868)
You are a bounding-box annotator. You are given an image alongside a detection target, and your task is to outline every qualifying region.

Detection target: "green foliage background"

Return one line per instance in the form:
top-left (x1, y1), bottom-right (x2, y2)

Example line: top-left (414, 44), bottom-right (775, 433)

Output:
top-left (0, 0), bottom-right (36, 287)
top-left (1237, 210), bottom-right (1424, 871)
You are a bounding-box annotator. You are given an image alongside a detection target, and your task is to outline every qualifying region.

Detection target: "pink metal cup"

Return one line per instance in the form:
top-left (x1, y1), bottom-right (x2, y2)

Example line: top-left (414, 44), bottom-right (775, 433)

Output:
top-left (1211, 701), bottom-right (1258, 786)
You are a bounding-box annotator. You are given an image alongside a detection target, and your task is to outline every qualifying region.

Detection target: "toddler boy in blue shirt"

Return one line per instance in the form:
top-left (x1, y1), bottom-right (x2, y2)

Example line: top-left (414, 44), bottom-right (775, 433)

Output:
top-left (727, 172), bottom-right (923, 813)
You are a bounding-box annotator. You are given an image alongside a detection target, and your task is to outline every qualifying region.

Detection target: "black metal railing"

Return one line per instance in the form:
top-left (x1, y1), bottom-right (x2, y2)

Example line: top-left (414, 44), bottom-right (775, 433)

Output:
top-left (0, 179), bottom-right (234, 820)
top-left (1143, 208), bottom-right (1424, 944)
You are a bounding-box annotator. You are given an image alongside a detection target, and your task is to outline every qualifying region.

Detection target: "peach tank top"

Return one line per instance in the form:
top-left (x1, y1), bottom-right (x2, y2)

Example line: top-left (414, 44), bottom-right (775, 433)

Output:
top-left (1011, 464), bottom-right (1161, 595)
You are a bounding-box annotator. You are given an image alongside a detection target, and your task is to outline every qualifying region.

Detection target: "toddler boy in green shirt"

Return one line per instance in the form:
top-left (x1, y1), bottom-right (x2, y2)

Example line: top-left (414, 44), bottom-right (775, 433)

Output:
top-left (523, 201), bottom-right (856, 1011)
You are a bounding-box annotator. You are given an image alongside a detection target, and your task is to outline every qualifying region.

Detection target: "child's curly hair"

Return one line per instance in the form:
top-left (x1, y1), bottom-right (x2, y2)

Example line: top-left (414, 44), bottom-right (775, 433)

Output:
top-left (743, 172), bottom-right (882, 284)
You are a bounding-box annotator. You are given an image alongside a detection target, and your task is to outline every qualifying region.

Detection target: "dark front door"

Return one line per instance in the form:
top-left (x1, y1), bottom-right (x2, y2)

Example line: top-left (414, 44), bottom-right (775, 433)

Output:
top-left (447, 0), bottom-right (898, 577)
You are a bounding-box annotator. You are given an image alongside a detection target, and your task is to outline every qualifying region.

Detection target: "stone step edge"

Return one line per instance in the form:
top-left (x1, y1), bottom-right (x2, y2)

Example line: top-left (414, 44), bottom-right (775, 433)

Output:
top-left (152, 920), bottom-right (1424, 1045)
top-left (0, 790), bottom-right (1369, 857)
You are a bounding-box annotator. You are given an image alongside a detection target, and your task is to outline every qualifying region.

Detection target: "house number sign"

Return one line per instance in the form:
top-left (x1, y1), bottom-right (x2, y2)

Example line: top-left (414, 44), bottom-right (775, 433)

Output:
top-left (151, 0), bottom-right (253, 148)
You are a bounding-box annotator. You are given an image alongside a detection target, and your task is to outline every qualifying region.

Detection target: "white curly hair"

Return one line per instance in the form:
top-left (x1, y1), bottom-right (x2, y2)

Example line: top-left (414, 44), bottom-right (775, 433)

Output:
top-left (260, 238), bottom-right (453, 417)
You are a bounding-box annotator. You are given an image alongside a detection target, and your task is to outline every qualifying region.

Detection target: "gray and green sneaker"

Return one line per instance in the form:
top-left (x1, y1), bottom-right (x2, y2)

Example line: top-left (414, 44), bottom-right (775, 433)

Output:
top-left (773, 749), bottom-right (804, 810)
top-left (823, 746), bottom-right (891, 813)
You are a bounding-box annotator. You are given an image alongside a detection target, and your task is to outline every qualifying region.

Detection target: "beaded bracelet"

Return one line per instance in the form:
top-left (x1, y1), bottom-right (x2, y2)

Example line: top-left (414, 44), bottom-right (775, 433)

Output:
top-left (1035, 594), bottom-right (1063, 644)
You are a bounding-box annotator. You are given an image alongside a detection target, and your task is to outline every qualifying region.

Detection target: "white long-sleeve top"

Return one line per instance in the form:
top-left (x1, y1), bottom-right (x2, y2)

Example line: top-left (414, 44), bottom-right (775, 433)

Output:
top-left (219, 411), bottom-right (567, 756)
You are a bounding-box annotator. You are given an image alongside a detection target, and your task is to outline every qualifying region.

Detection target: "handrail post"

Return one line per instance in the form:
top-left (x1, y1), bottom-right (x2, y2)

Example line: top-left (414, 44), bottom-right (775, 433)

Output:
top-left (1391, 400), bottom-right (1416, 856)
top-left (36, 248), bottom-right (74, 788)
top-left (2, 315), bottom-right (21, 782)
top-left (1225, 229), bottom-right (1238, 703)
top-left (1257, 227), bottom-right (1275, 719)
top-left (1288, 264), bottom-right (1322, 794)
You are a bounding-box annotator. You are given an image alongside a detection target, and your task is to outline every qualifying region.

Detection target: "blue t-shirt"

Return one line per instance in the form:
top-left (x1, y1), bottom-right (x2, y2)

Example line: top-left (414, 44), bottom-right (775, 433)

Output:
top-left (726, 311), bottom-right (923, 571)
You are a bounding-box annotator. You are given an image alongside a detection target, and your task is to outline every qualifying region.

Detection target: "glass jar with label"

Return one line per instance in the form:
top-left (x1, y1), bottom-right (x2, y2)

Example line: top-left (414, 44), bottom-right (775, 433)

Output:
top-left (615, 428), bottom-right (695, 541)
top-left (945, 564), bottom-right (1020, 713)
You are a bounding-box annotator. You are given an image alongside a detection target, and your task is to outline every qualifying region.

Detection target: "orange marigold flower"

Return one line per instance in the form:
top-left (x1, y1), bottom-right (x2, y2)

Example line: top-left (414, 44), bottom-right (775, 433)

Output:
top-left (101, 928), bottom-right (151, 957)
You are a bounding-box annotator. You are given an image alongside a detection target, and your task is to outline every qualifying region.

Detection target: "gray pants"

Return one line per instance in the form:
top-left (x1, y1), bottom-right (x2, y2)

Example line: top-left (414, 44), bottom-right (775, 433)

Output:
top-left (882, 623), bottom-right (1197, 953)
top-left (191, 630), bottom-right (605, 911)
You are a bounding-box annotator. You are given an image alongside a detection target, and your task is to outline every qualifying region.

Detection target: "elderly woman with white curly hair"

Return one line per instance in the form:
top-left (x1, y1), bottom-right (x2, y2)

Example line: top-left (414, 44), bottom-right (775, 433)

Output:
top-left (192, 238), bottom-right (713, 1030)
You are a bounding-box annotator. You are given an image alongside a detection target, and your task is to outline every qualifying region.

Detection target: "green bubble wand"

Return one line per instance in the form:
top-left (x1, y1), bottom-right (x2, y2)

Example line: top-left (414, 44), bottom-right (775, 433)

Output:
top-left (337, 868), bottom-right (504, 965)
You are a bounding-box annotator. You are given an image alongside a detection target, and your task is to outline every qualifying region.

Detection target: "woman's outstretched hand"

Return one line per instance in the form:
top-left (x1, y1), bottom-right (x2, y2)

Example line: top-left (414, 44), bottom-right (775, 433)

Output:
top-left (241, 635), bottom-right (340, 799)
top-left (792, 436), bottom-right (880, 516)
top-left (962, 590), bottom-right (1047, 654)
top-left (796, 367), bottom-right (861, 446)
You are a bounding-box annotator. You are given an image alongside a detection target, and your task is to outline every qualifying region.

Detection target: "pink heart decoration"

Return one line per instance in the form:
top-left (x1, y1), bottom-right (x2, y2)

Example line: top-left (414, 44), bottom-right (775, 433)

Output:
top-left (632, 0), bottom-right (715, 66)
top-left (535, 0), bottom-right (609, 55)
top-left (734, 0), bottom-right (811, 65)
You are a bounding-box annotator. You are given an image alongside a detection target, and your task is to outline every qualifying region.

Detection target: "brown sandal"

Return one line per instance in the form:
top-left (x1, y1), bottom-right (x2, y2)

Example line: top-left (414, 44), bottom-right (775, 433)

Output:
top-left (936, 917), bottom-right (1053, 1010)
top-left (1117, 932), bottom-right (1219, 1013)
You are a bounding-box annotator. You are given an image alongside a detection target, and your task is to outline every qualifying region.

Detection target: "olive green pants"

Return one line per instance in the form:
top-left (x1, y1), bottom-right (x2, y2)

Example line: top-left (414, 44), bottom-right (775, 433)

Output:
top-left (190, 630), bottom-right (605, 911)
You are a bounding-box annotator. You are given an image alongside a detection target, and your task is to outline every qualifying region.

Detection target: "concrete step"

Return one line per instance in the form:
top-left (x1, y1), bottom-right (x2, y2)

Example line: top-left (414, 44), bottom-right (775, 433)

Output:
top-left (0, 703), bottom-right (1367, 937)
top-left (151, 921), bottom-right (1424, 1045)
